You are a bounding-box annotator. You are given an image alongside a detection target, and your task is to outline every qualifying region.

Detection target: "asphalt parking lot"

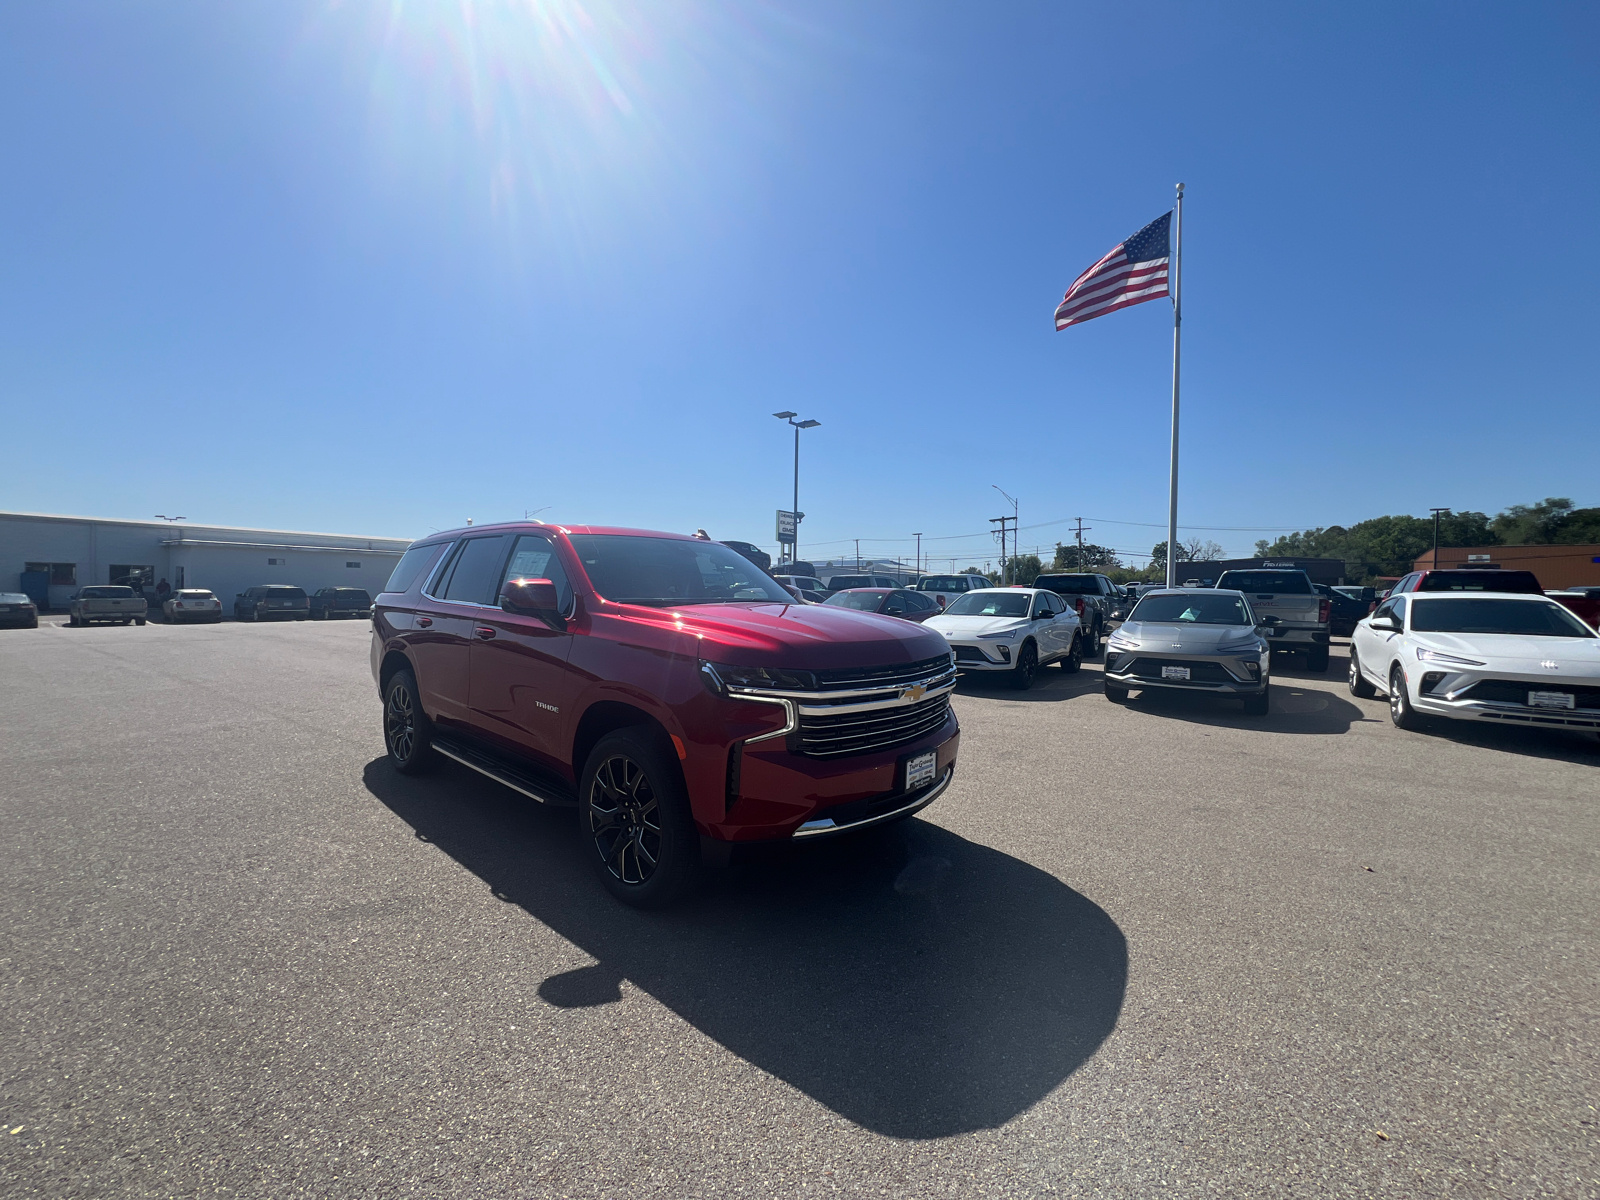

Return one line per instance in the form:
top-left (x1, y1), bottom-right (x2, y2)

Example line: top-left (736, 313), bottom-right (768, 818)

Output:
top-left (2, 618), bottom-right (1597, 1198)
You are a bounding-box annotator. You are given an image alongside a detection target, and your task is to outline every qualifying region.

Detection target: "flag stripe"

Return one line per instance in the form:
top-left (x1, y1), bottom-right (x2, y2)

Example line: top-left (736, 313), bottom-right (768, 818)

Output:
top-left (1055, 265), bottom-right (1169, 321)
top-left (1055, 282), bottom-right (1172, 328)
top-left (1058, 260), bottom-right (1168, 308)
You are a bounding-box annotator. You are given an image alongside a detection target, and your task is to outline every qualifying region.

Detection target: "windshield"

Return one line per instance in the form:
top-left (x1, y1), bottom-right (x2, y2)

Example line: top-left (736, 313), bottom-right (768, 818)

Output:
top-left (1410, 598), bottom-right (1596, 637)
top-left (1215, 571), bottom-right (1313, 594)
top-left (823, 591), bottom-right (886, 611)
top-left (943, 591), bottom-right (1030, 618)
top-left (570, 535), bottom-right (792, 605)
top-left (1035, 575), bottom-right (1099, 595)
top-left (1129, 593), bottom-right (1251, 625)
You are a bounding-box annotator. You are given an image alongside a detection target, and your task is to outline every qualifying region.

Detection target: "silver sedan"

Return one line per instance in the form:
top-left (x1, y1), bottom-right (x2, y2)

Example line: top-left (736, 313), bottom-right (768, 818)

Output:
top-left (1103, 588), bottom-right (1271, 714)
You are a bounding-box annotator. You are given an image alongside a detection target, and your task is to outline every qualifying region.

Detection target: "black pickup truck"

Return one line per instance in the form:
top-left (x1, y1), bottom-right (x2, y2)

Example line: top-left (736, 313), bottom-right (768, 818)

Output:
top-left (1032, 573), bottom-right (1121, 656)
top-left (309, 587), bottom-right (373, 619)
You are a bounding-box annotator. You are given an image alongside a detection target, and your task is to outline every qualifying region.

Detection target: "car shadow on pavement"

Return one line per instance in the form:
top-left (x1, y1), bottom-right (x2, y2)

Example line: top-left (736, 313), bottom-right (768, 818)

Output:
top-left (955, 667), bottom-right (1107, 702)
top-left (362, 758), bottom-right (1128, 1140)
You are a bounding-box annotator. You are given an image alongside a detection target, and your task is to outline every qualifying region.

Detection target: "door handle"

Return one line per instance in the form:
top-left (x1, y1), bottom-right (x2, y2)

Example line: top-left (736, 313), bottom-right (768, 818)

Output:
top-left (474, 626), bottom-right (496, 640)
top-left (416, 616), bottom-right (432, 627)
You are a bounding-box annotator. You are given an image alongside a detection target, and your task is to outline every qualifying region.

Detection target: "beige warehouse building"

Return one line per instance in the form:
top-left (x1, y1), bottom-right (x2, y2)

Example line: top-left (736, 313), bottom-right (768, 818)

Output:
top-left (0, 511), bottom-right (413, 613)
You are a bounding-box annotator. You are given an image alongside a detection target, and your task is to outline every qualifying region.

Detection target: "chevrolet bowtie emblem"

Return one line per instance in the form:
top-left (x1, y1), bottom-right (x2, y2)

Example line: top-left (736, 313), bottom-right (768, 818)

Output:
top-left (1542, 661), bottom-right (1559, 669)
top-left (902, 684), bottom-right (927, 702)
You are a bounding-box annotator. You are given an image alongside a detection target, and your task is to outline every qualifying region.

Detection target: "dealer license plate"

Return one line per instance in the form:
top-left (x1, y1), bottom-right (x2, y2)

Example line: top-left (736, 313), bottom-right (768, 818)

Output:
top-left (1161, 665), bottom-right (1191, 680)
top-left (1528, 691), bottom-right (1575, 709)
top-left (905, 750), bottom-right (937, 790)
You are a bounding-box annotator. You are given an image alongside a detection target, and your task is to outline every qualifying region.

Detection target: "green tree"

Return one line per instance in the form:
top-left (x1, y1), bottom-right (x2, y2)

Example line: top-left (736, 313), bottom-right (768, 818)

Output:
top-left (1489, 498), bottom-right (1600, 545)
top-left (1050, 541), bottom-right (1122, 571)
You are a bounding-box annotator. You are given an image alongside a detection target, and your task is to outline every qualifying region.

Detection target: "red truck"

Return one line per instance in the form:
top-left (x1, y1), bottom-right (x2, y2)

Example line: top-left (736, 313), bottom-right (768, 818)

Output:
top-left (371, 523), bottom-right (960, 906)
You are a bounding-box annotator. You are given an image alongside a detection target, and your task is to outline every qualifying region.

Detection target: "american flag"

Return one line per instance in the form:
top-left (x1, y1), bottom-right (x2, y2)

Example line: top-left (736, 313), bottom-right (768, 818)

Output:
top-left (1054, 211), bottom-right (1171, 330)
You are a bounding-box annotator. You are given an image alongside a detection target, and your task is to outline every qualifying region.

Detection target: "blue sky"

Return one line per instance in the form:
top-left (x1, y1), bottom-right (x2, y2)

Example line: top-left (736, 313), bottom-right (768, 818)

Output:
top-left (2, 2), bottom-right (1595, 570)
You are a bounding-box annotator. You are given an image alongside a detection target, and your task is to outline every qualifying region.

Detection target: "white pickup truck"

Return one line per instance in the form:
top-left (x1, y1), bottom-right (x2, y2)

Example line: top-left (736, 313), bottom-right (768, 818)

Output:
top-left (69, 585), bottom-right (149, 627)
top-left (1213, 569), bottom-right (1330, 671)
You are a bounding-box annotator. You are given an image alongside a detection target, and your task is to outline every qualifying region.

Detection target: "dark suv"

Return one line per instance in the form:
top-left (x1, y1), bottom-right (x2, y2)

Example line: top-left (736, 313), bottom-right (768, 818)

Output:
top-left (234, 585), bottom-right (310, 621)
top-left (372, 523), bottom-right (960, 907)
top-left (310, 587), bottom-right (373, 620)
top-left (1031, 573), bottom-right (1120, 656)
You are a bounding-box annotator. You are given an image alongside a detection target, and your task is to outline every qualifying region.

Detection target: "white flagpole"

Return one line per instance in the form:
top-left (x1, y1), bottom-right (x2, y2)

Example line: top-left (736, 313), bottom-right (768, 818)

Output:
top-left (1165, 183), bottom-right (1184, 588)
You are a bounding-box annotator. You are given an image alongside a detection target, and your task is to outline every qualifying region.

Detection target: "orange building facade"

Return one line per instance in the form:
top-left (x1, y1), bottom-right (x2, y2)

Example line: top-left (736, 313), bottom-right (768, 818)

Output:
top-left (1412, 544), bottom-right (1600, 589)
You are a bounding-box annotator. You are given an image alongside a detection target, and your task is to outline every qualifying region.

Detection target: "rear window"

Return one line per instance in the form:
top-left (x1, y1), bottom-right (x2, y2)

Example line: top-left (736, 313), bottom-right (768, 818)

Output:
top-left (823, 591), bottom-right (886, 611)
top-left (332, 588), bottom-right (371, 599)
top-left (81, 586), bottom-right (134, 598)
top-left (265, 586), bottom-right (307, 599)
top-left (827, 576), bottom-right (873, 590)
top-left (1418, 571), bottom-right (1542, 594)
top-left (385, 544), bottom-right (443, 595)
top-left (1034, 575), bottom-right (1101, 595)
top-left (1215, 571), bottom-right (1313, 594)
top-left (918, 576), bottom-right (969, 590)
top-left (177, 590), bottom-right (214, 598)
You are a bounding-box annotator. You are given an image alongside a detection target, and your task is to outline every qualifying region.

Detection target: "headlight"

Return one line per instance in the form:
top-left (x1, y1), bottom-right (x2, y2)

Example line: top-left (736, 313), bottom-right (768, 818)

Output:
top-left (700, 661), bottom-right (818, 695)
top-left (1106, 637), bottom-right (1138, 650)
top-left (978, 628), bottom-right (1019, 640)
top-left (1416, 648), bottom-right (1486, 667)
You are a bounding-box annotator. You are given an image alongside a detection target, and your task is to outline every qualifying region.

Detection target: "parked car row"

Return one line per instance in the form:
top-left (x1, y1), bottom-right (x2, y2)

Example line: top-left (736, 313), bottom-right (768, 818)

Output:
top-left (3, 583), bottom-right (375, 629)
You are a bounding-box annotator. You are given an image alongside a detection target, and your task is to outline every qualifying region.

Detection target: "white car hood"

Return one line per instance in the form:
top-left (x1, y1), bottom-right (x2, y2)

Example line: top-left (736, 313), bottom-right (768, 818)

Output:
top-left (926, 615), bottom-right (1029, 639)
top-left (1415, 632), bottom-right (1600, 665)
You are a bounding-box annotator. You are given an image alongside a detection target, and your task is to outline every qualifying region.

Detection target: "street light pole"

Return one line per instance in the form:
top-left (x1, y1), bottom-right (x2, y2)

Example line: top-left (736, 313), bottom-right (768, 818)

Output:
top-left (772, 412), bottom-right (821, 566)
top-left (1430, 507), bottom-right (1450, 567)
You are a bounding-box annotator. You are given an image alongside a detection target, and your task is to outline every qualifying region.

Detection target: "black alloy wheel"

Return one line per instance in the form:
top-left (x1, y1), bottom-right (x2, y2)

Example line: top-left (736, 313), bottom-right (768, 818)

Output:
top-left (1306, 647), bottom-right (1330, 673)
top-left (1388, 664), bottom-right (1423, 731)
top-left (1010, 640), bottom-right (1039, 690)
top-left (580, 730), bottom-right (701, 907)
top-left (1242, 686), bottom-right (1270, 716)
top-left (383, 669), bottom-right (435, 774)
top-left (1348, 648), bottom-right (1376, 698)
top-left (1059, 634), bottom-right (1083, 673)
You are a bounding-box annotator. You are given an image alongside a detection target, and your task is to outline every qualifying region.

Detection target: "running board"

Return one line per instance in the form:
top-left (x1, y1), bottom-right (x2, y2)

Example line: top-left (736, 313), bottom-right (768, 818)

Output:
top-left (431, 735), bottom-right (577, 807)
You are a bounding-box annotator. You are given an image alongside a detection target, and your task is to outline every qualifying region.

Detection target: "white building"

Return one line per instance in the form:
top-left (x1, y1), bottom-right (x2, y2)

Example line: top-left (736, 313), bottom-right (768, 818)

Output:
top-left (0, 511), bottom-right (413, 613)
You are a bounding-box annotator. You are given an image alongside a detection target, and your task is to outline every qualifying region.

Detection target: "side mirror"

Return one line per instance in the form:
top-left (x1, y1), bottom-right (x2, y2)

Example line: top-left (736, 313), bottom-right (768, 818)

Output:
top-left (1034, 609), bottom-right (1051, 619)
top-left (501, 578), bottom-right (565, 629)
top-left (1372, 617), bottom-right (1402, 633)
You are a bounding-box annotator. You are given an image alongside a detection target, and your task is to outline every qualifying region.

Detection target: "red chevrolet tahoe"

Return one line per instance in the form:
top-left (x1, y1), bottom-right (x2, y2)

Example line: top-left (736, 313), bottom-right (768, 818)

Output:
top-left (371, 523), bottom-right (960, 906)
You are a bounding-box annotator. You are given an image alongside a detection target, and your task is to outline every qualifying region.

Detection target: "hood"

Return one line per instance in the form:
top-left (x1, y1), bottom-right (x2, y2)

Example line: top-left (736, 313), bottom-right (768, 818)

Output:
top-left (626, 601), bottom-right (949, 670)
top-left (1115, 621), bottom-right (1261, 649)
top-left (1413, 632), bottom-right (1600, 663)
top-left (925, 614), bottom-right (1030, 638)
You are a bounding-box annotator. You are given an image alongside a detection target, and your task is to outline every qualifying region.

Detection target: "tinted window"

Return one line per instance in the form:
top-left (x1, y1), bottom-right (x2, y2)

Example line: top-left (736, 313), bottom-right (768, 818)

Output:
top-left (571, 535), bottom-right (791, 605)
top-left (909, 592), bottom-right (936, 611)
top-left (1418, 571), bottom-right (1543, 594)
top-left (827, 576), bottom-right (873, 590)
top-left (824, 591), bottom-right (887, 611)
top-left (500, 535), bottom-right (573, 613)
top-left (918, 576), bottom-right (968, 591)
top-left (1035, 575), bottom-right (1100, 595)
top-left (442, 536), bottom-right (509, 605)
top-left (1128, 593), bottom-right (1250, 625)
top-left (385, 544), bottom-right (442, 595)
top-left (1410, 598), bottom-right (1595, 637)
top-left (1214, 571), bottom-right (1314, 594)
top-left (944, 591), bottom-right (1030, 618)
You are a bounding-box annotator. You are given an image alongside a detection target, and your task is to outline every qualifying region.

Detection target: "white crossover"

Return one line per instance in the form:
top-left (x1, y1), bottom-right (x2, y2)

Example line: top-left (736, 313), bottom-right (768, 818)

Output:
top-left (1349, 591), bottom-right (1600, 735)
top-left (924, 587), bottom-right (1083, 690)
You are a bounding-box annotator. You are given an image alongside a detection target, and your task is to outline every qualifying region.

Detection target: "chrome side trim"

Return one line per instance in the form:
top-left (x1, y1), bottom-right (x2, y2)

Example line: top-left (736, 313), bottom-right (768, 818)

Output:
top-left (738, 694), bottom-right (798, 745)
top-left (433, 743), bottom-right (569, 805)
top-left (792, 766), bottom-right (954, 839)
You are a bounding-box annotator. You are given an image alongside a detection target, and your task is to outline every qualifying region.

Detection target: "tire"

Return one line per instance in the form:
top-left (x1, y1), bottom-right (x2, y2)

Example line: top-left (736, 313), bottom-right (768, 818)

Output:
top-left (27, 618), bottom-right (38, 629)
top-left (1242, 687), bottom-right (1270, 716)
top-left (1306, 647), bottom-right (1330, 673)
top-left (313, 609), bottom-right (325, 620)
top-left (1105, 683), bottom-right (1129, 703)
top-left (1348, 648), bottom-right (1377, 698)
top-left (579, 729), bottom-right (702, 908)
top-left (135, 618), bottom-right (146, 626)
top-left (383, 668), bottom-right (436, 774)
top-left (69, 614), bottom-right (80, 627)
top-left (1388, 664), bottom-right (1424, 731)
top-left (1009, 640), bottom-right (1039, 690)
top-left (1059, 634), bottom-right (1082, 673)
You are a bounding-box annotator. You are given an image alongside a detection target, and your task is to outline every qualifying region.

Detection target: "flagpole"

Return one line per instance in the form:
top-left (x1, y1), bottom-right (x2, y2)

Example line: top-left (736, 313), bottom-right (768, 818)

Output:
top-left (1165, 182), bottom-right (1184, 588)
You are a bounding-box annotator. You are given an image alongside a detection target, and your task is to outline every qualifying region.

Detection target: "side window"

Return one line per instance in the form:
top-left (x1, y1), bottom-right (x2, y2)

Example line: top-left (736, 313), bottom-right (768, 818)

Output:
top-left (423, 541), bottom-right (464, 598)
top-left (1373, 600), bottom-right (1396, 623)
top-left (500, 535), bottom-right (574, 614)
top-left (442, 536), bottom-right (510, 605)
top-left (1390, 596), bottom-right (1408, 625)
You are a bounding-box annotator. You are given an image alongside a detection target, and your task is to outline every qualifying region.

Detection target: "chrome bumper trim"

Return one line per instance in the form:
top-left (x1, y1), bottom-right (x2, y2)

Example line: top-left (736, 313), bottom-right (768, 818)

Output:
top-left (791, 766), bottom-right (954, 840)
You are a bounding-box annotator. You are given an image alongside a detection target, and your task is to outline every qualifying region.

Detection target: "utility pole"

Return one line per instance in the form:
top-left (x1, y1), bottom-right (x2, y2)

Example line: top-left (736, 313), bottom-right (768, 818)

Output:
top-left (914, 533), bottom-right (922, 579)
top-left (992, 485), bottom-right (1019, 584)
top-left (1429, 508), bottom-right (1450, 567)
top-left (854, 539), bottom-right (860, 571)
top-left (1073, 518), bottom-right (1091, 571)
top-left (989, 517), bottom-right (1012, 583)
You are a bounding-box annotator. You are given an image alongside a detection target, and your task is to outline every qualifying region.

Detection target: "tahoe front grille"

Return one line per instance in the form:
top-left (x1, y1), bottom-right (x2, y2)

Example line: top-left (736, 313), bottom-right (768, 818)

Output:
top-left (798, 694), bottom-right (952, 759)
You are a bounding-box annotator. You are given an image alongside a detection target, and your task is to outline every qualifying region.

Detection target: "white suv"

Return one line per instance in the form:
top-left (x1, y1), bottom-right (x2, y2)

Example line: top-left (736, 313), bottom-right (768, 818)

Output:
top-left (915, 573), bottom-right (993, 611)
top-left (925, 588), bottom-right (1084, 689)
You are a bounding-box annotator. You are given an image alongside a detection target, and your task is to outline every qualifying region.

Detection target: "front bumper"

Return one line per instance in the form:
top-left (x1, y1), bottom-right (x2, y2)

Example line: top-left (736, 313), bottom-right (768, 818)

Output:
top-left (1411, 673), bottom-right (1600, 731)
top-left (1105, 648), bottom-right (1268, 695)
top-left (946, 639), bottom-right (1018, 672)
